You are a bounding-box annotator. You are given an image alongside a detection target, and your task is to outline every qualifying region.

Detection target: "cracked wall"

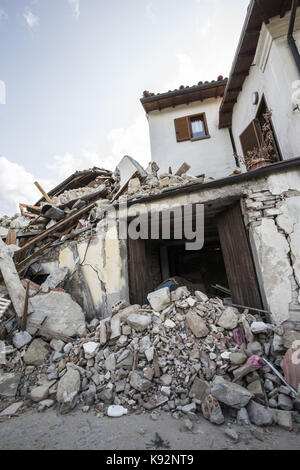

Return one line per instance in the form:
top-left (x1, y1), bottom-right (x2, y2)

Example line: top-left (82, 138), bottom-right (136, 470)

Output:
top-left (58, 218), bottom-right (129, 320)
top-left (57, 166), bottom-right (300, 325)
top-left (242, 169), bottom-right (300, 326)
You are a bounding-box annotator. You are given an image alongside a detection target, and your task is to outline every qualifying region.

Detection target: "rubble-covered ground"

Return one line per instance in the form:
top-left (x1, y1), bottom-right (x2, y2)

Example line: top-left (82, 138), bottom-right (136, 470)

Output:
top-left (0, 280), bottom-right (300, 449)
top-left (0, 158), bottom-right (299, 449)
top-left (1, 408), bottom-right (300, 450)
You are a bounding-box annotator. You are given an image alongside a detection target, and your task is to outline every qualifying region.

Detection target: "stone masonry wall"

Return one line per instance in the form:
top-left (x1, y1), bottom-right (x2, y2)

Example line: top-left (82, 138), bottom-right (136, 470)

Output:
top-left (241, 181), bottom-right (300, 327)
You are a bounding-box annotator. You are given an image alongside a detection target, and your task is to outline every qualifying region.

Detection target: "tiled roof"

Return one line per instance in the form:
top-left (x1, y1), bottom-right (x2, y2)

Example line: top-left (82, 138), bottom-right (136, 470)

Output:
top-left (142, 76), bottom-right (226, 99)
top-left (141, 76), bottom-right (228, 112)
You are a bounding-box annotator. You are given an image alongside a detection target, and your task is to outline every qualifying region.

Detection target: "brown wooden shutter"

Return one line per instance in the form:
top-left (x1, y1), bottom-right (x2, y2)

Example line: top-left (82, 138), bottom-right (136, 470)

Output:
top-left (127, 238), bottom-right (150, 305)
top-left (239, 119), bottom-right (262, 157)
top-left (217, 203), bottom-right (263, 310)
top-left (174, 117), bottom-right (190, 142)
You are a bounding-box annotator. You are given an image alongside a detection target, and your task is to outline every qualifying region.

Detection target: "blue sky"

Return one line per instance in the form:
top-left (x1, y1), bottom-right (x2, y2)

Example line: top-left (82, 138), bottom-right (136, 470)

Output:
top-left (0, 0), bottom-right (249, 216)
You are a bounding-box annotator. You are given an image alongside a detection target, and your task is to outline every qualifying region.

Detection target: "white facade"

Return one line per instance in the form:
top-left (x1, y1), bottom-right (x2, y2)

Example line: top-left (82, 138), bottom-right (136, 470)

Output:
top-left (147, 98), bottom-right (236, 180)
top-left (231, 10), bottom-right (300, 162)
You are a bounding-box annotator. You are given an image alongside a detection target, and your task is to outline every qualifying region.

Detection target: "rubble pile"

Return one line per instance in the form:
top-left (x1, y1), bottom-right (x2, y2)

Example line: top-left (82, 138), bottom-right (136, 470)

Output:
top-left (0, 283), bottom-right (299, 430)
top-left (0, 159), bottom-right (210, 254)
top-left (0, 156), bottom-right (298, 431)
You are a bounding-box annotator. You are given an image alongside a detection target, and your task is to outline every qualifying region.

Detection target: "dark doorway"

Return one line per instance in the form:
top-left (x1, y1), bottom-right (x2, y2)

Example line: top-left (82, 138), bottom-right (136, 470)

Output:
top-left (127, 201), bottom-right (263, 309)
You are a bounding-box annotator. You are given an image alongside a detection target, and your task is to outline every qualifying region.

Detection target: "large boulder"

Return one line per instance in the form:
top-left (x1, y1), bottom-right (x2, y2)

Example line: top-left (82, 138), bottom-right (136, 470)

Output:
top-left (40, 267), bottom-right (69, 293)
top-left (117, 305), bottom-right (141, 321)
top-left (130, 371), bottom-right (152, 392)
top-left (30, 291), bottom-right (85, 337)
top-left (126, 314), bottom-right (151, 332)
top-left (116, 349), bottom-right (134, 369)
top-left (0, 372), bottom-right (21, 398)
top-left (23, 339), bottom-right (49, 366)
top-left (211, 376), bottom-right (253, 409)
top-left (189, 377), bottom-right (211, 400)
top-left (12, 331), bottom-right (32, 349)
top-left (56, 365), bottom-right (81, 403)
top-left (247, 400), bottom-right (274, 426)
top-left (147, 288), bottom-right (171, 312)
top-left (186, 311), bottom-right (209, 338)
top-left (217, 307), bottom-right (239, 330)
top-left (30, 385), bottom-right (50, 403)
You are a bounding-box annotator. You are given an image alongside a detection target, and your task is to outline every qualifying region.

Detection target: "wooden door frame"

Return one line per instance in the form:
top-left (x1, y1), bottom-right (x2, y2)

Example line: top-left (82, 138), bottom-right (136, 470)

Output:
top-left (217, 201), bottom-right (263, 310)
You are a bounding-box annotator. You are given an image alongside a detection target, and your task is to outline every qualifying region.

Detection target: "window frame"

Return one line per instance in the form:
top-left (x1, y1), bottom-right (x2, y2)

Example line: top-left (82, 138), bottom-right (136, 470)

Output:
top-left (188, 112), bottom-right (210, 141)
top-left (174, 112), bottom-right (210, 143)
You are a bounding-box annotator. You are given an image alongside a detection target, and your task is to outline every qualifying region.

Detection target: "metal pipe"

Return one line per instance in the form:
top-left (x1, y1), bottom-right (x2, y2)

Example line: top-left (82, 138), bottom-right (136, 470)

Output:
top-left (288, 0), bottom-right (300, 73)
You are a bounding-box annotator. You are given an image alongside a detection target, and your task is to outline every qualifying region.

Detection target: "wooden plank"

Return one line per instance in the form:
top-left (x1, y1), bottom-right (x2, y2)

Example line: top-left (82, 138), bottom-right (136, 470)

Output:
top-left (127, 238), bottom-right (149, 305)
top-left (5, 230), bottom-right (16, 246)
top-left (0, 237), bottom-right (34, 318)
top-left (14, 201), bottom-right (96, 262)
top-left (27, 321), bottom-right (74, 343)
top-left (16, 241), bottom-right (53, 272)
top-left (21, 282), bottom-right (30, 331)
top-left (34, 181), bottom-right (53, 204)
top-left (217, 202), bottom-right (263, 310)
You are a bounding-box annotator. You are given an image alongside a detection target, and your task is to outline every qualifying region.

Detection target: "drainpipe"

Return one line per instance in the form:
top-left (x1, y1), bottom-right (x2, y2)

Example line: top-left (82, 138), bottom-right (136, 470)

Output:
top-left (288, 0), bottom-right (300, 74)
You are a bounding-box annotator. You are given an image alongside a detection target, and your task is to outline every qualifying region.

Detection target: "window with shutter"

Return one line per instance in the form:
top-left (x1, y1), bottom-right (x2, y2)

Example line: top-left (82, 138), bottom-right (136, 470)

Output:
top-left (174, 113), bottom-right (209, 142)
top-left (174, 117), bottom-right (190, 142)
top-left (239, 119), bottom-right (262, 157)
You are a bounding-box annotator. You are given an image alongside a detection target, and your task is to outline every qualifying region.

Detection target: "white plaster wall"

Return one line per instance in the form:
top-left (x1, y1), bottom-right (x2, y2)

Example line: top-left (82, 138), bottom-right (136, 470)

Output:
top-left (231, 10), bottom-right (300, 163)
top-left (267, 168), bottom-right (300, 195)
top-left (147, 98), bottom-right (236, 179)
top-left (59, 222), bottom-right (129, 318)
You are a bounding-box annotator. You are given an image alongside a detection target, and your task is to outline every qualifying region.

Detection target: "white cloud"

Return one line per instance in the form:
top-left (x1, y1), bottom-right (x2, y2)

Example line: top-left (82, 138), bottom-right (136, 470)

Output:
top-left (0, 115), bottom-right (150, 216)
top-left (24, 9), bottom-right (39, 28)
top-left (107, 114), bottom-right (151, 169)
top-left (199, 18), bottom-right (212, 36)
top-left (68, 0), bottom-right (80, 20)
top-left (0, 9), bottom-right (7, 21)
top-left (0, 157), bottom-right (53, 217)
top-left (163, 52), bottom-right (199, 91)
top-left (146, 2), bottom-right (155, 21)
top-left (46, 151), bottom-right (104, 180)
top-left (46, 114), bottom-right (151, 180)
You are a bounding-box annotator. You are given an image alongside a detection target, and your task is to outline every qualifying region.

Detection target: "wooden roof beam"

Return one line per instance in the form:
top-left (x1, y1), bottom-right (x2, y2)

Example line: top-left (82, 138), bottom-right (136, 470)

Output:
top-left (245, 27), bottom-right (261, 35)
top-left (224, 98), bottom-right (237, 104)
top-left (227, 86), bottom-right (243, 93)
top-left (239, 50), bottom-right (257, 58)
top-left (255, 0), bottom-right (270, 24)
top-left (232, 70), bottom-right (249, 78)
top-left (280, 0), bottom-right (289, 17)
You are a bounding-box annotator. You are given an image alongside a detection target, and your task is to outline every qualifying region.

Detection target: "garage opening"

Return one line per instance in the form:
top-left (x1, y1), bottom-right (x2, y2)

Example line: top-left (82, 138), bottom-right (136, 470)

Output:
top-left (127, 200), bottom-right (263, 310)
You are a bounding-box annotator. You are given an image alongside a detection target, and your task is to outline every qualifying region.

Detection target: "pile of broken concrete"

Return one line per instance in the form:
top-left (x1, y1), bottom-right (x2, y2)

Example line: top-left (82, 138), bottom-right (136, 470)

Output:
top-left (1, 283), bottom-right (299, 432)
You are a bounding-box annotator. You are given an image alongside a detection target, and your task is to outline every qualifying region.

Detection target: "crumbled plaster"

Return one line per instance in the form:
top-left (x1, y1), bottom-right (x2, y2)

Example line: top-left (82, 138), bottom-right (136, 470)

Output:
top-left (276, 196), bottom-right (300, 302)
top-left (267, 169), bottom-right (300, 195)
top-left (251, 218), bottom-right (293, 325)
top-left (289, 224), bottom-right (300, 294)
top-left (59, 220), bottom-right (129, 319)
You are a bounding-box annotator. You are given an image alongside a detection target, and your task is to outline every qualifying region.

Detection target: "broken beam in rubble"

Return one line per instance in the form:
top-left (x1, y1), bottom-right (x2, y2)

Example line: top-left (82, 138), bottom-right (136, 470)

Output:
top-left (14, 200), bottom-right (97, 262)
top-left (227, 302), bottom-right (272, 316)
top-left (27, 321), bottom-right (75, 343)
top-left (34, 181), bottom-right (53, 204)
top-left (16, 241), bottom-right (53, 272)
top-left (0, 237), bottom-right (33, 318)
top-left (21, 282), bottom-right (30, 332)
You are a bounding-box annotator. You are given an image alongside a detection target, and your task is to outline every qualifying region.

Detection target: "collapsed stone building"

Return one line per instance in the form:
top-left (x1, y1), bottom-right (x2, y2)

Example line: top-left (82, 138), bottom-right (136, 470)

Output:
top-left (0, 0), bottom-right (300, 432)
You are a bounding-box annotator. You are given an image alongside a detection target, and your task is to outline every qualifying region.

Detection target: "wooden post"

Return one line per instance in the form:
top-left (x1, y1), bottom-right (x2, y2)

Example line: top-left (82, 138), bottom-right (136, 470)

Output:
top-left (5, 230), bottom-right (16, 246)
top-left (21, 282), bottom-right (30, 331)
top-left (34, 181), bottom-right (53, 204)
top-left (0, 238), bottom-right (33, 318)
